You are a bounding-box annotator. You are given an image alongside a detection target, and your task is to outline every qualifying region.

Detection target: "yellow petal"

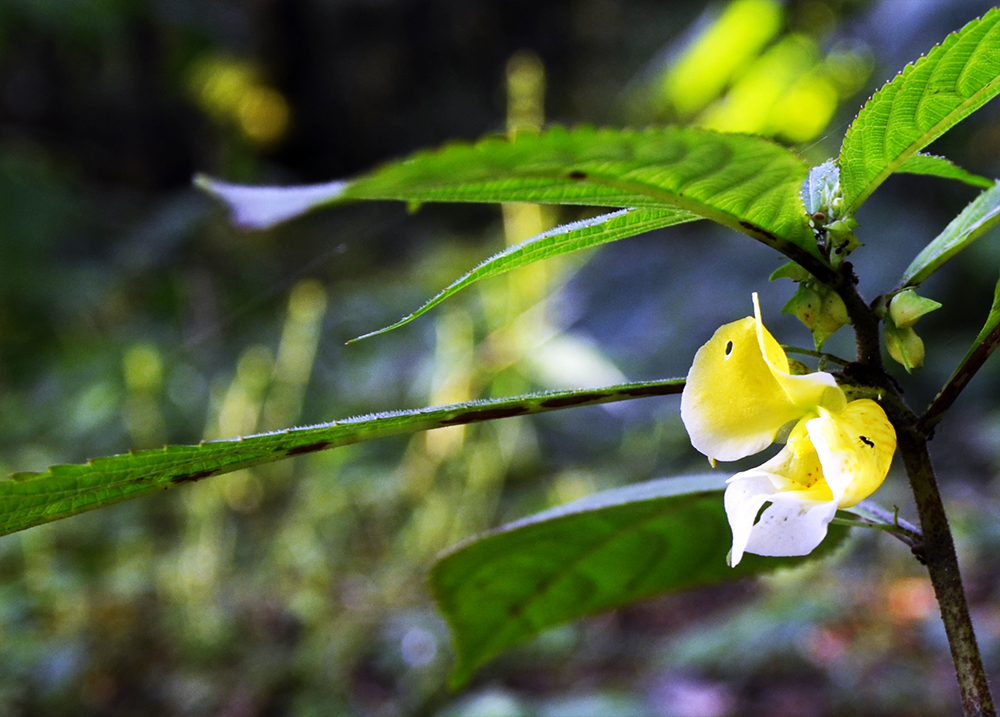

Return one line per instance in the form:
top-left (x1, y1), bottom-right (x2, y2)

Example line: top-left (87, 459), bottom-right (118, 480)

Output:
top-left (682, 316), bottom-right (804, 461)
top-left (806, 399), bottom-right (896, 508)
top-left (735, 421), bottom-right (834, 502)
top-left (681, 295), bottom-right (843, 462)
top-left (752, 294), bottom-right (846, 414)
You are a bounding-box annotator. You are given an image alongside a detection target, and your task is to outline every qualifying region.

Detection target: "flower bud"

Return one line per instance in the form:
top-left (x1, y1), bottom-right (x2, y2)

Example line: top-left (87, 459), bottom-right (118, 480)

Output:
top-left (812, 290), bottom-right (850, 350)
top-left (782, 285), bottom-right (823, 330)
top-left (885, 322), bottom-right (925, 373)
top-left (889, 289), bottom-right (941, 329)
top-left (824, 217), bottom-right (860, 268)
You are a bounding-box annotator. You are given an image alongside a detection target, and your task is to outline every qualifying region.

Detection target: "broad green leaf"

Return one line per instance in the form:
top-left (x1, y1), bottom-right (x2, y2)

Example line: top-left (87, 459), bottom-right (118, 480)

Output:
top-left (923, 274), bottom-right (1000, 428)
top-left (896, 153), bottom-right (993, 189)
top-left (431, 474), bottom-right (849, 686)
top-left (197, 126), bottom-right (819, 260)
top-left (0, 379), bottom-right (683, 537)
top-left (840, 8), bottom-right (1000, 212)
top-left (353, 208), bottom-right (698, 341)
top-left (902, 180), bottom-right (1000, 286)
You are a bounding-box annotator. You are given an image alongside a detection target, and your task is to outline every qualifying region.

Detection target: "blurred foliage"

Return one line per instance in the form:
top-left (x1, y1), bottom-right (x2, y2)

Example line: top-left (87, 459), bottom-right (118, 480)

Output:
top-left (2, 0), bottom-right (1000, 715)
top-left (635, 0), bottom-right (875, 143)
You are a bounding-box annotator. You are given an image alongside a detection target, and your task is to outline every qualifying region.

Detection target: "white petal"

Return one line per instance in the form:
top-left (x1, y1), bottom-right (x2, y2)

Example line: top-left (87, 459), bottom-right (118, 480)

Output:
top-left (724, 472), bottom-right (781, 567)
top-left (724, 436), bottom-right (839, 566)
top-left (743, 497), bottom-right (838, 557)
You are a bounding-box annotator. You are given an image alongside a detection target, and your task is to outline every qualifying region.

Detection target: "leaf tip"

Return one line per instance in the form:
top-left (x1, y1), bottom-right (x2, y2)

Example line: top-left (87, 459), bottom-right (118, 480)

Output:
top-left (195, 174), bottom-right (349, 230)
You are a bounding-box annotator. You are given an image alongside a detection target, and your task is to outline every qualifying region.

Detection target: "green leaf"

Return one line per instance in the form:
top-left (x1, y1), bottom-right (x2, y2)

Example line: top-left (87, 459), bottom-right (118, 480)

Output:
top-left (197, 126), bottom-right (818, 260)
top-left (352, 208), bottom-right (698, 341)
top-left (431, 474), bottom-right (849, 687)
top-left (901, 180), bottom-right (1000, 286)
top-left (896, 153), bottom-right (993, 189)
top-left (0, 379), bottom-right (683, 537)
top-left (840, 8), bottom-right (1000, 213)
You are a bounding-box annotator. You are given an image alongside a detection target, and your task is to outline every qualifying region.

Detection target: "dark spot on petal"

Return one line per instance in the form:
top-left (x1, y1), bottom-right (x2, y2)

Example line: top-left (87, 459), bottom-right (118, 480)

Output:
top-left (725, 340), bottom-right (734, 357)
top-left (286, 440), bottom-right (332, 456)
top-left (859, 435), bottom-right (875, 448)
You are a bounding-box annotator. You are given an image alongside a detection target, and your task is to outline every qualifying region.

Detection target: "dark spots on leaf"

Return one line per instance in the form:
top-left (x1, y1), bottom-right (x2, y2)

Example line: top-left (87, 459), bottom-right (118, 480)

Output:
top-left (739, 221), bottom-right (779, 242)
top-left (286, 440), bottom-right (332, 456)
top-left (539, 394), bottom-right (599, 409)
top-left (438, 406), bottom-right (530, 426)
top-left (860, 435), bottom-right (875, 448)
top-left (617, 384), bottom-right (683, 398)
top-left (725, 340), bottom-right (734, 357)
top-left (567, 170), bottom-right (588, 180)
top-left (171, 469), bottom-right (218, 485)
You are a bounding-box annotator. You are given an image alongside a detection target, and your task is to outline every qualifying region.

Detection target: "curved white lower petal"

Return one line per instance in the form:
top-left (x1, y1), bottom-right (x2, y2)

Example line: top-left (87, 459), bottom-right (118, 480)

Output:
top-left (743, 496), bottom-right (838, 558)
top-left (724, 473), bottom-right (782, 567)
top-left (725, 433), bottom-right (839, 566)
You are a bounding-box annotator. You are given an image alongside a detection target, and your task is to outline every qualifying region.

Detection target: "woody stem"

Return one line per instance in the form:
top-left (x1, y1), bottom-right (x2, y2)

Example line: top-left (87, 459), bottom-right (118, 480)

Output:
top-left (829, 271), bottom-right (994, 714)
top-left (898, 428), bottom-right (995, 717)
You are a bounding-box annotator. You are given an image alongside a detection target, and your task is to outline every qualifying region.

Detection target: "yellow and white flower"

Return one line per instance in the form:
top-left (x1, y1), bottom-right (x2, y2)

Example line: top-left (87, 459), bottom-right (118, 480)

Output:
top-left (681, 294), bottom-right (895, 566)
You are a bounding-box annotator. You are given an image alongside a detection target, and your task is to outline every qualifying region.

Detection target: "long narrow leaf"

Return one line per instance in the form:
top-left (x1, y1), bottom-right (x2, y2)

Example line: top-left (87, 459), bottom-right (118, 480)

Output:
top-left (198, 126), bottom-right (820, 263)
top-left (896, 153), bottom-right (993, 189)
top-left (840, 8), bottom-right (1000, 212)
top-left (902, 181), bottom-right (1000, 287)
top-left (431, 474), bottom-right (849, 687)
top-left (0, 379), bottom-right (683, 537)
top-left (352, 207), bottom-right (698, 341)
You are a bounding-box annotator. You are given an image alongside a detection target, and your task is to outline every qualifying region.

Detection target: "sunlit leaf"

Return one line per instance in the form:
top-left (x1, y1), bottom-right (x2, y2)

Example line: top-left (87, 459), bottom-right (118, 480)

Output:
top-left (197, 126), bottom-right (819, 261)
top-left (0, 379), bottom-right (683, 537)
top-left (902, 180), bottom-right (1000, 286)
top-left (353, 207), bottom-right (698, 341)
top-left (431, 474), bottom-right (849, 687)
top-left (896, 153), bottom-right (993, 189)
top-left (840, 8), bottom-right (1000, 212)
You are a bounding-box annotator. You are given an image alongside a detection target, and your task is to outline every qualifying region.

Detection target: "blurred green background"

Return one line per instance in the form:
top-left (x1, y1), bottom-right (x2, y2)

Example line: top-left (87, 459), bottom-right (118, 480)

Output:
top-left (3, 0), bottom-right (1000, 714)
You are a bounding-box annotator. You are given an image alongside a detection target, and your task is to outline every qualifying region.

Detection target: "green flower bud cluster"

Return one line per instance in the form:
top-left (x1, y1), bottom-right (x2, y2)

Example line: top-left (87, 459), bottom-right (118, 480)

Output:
top-left (801, 160), bottom-right (861, 268)
top-left (881, 289), bottom-right (942, 373)
top-left (771, 261), bottom-right (850, 350)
